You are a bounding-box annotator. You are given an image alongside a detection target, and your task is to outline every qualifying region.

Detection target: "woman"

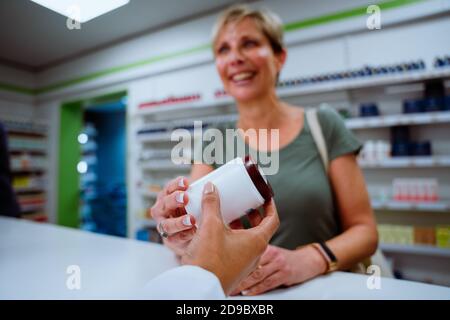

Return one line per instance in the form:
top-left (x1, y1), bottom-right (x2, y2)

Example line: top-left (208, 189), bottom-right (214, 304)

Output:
top-left (150, 5), bottom-right (378, 296)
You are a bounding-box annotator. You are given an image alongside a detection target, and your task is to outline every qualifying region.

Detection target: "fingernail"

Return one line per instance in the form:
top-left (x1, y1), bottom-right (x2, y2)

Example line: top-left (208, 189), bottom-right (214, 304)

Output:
top-left (183, 215), bottom-right (192, 226)
top-left (241, 290), bottom-right (250, 296)
top-left (178, 178), bottom-right (185, 188)
top-left (203, 182), bottom-right (215, 194)
top-left (176, 192), bottom-right (185, 204)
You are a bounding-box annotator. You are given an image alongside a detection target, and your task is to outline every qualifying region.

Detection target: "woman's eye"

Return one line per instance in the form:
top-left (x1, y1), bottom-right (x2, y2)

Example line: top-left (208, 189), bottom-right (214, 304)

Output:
top-left (243, 40), bottom-right (257, 48)
top-left (217, 46), bottom-right (229, 55)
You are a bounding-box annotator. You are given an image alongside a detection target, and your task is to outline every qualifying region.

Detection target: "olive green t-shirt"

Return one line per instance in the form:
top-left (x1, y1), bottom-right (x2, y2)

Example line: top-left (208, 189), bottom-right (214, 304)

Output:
top-left (197, 107), bottom-right (362, 250)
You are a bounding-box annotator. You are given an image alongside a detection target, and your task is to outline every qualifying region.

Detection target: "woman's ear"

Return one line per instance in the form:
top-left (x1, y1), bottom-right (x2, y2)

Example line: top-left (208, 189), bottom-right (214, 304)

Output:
top-left (275, 48), bottom-right (287, 72)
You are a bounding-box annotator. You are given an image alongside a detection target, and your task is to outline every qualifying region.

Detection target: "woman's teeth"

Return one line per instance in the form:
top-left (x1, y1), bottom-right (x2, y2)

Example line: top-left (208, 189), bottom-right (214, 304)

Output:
top-left (232, 72), bottom-right (254, 81)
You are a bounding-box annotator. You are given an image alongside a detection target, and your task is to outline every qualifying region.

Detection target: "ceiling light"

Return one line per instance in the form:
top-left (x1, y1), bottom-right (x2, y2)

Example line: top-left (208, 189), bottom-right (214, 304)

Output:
top-left (30, 0), bottom-right (129, 23)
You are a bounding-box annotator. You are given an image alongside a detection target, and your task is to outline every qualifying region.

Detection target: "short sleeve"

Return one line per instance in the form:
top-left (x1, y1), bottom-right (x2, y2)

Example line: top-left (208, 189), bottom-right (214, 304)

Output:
top-left (317, 107), bottom-right (362, 161)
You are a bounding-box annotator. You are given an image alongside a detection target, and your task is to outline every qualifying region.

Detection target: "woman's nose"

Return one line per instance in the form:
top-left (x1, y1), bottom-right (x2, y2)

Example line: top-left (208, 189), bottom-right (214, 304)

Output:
top-left (228, 49), bottom-right (245, 66)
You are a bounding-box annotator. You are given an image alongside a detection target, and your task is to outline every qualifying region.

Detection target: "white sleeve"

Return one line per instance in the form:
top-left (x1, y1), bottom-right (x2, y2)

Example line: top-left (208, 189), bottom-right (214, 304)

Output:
top-left (135, 265), bottom-right (226, 300)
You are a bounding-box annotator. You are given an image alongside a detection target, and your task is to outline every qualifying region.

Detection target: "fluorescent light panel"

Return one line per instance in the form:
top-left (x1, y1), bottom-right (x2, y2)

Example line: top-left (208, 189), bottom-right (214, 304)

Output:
top-left (30, 0), bottom-right (129, 23)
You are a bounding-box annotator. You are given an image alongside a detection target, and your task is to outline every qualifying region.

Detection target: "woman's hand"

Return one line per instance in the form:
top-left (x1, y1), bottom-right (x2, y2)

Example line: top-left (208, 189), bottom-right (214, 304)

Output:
top-left (232, 244), bottom-right (328, 296)
top-left (149, 176), bottom-right (196, 256)
top-left (181, 182), bottom-right (280, 295)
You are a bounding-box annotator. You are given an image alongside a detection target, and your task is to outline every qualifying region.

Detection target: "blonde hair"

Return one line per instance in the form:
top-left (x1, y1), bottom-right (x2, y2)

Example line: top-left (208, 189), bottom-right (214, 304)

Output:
top-left (212, 4), bottom-right (285, 55)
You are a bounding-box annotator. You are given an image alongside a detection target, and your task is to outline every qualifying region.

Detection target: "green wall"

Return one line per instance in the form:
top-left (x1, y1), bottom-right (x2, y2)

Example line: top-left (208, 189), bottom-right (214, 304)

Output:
top-left (58, 101), bottom-right (83, 227)
top-left (57, 91), bottom-right (127, 228)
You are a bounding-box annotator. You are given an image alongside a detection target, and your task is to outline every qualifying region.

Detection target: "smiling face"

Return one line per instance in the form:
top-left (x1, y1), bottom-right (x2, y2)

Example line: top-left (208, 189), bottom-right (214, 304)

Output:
top-left (214, 18), bottom-right (286, 103)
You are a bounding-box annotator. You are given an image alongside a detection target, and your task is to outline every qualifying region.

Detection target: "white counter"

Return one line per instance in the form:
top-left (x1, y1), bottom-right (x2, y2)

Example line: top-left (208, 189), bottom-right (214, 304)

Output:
top-left (1, 217), bottom-right (449, 300)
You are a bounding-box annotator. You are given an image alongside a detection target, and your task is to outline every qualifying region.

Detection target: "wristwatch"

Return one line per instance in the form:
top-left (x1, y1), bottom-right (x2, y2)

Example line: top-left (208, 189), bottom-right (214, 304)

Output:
top-left (311, 242), bottom-right (338, 274)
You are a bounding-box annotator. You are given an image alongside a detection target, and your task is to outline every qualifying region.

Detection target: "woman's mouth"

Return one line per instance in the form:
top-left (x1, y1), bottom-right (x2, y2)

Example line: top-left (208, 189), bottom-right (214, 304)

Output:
top-left (230, 71), bottom-right (256, 84)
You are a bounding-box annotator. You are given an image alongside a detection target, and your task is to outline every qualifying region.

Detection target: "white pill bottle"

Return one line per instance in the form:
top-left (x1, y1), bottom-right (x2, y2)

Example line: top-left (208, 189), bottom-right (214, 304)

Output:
top-left (185, 156), bottom-right (274, 225)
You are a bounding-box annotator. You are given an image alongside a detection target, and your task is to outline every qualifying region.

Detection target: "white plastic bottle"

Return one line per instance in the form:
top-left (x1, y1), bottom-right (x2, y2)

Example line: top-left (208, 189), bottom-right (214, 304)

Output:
top-left (185, 156), bottom-right (274, 225)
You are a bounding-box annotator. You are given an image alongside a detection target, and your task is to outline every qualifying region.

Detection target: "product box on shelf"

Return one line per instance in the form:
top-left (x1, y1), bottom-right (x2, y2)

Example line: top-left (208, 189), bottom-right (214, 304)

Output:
top-left (436, 226), bottom-right (450, 249)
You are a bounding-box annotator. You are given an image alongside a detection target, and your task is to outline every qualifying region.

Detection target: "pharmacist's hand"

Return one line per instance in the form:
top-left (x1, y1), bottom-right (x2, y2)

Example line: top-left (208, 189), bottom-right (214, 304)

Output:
top-left (229, 209), bottom-right (264, 230)
top-left (181, 182), bottom-right (280, 295)
top-left (150, 176), bottom-right (196, 256)
top-left (231, 244), bottom-right (326, 296)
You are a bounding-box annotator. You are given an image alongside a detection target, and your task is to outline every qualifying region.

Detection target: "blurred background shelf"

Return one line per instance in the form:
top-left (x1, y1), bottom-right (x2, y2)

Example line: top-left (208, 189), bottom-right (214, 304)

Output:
top-left (380, 243), bottom-right (450, 258)
top-left (278, 69), bottom-right (450, 100)
top-left (359, 156), bottom-right (450, 168)
top-left (11, 168), bottom-right (46, 174)
top-left (14, 187), bottom-right (46, 193)
top-left (371, 200), bottom-right (450, 212)
top-left (8, 148), bottom-right (47, 154)
top-left (20, 212), bottom-right (48, 222)
top-left (138, 132), bottom-right (203, 143)
top-left (20, 203), bottom-right (46, 213)
top-left (346, 111), bottom-right (450, 129)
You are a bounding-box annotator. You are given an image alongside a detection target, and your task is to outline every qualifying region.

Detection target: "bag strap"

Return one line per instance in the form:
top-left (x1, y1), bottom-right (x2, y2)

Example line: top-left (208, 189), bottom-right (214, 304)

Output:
top-left (306, 108), bottom-right (329, 172)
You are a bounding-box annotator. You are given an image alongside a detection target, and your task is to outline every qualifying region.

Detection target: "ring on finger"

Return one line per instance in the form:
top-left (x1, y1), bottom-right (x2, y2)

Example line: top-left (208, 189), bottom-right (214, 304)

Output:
top-left (158, 220), bottom-right (169, 239)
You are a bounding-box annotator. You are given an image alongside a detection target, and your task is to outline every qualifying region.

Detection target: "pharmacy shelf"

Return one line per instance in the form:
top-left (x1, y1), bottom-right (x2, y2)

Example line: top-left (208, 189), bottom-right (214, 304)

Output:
top-left (134, 69), bottom-right (450, 117)
top-left (136, 114), bottom-right (237, 140)
top-left (6, 130), bottom-right (47, 137)
top-left (11, 168), bottom-right (46, 175)
top-left (80, 172), bottom-right (97, 184)
top-left (8, 147), bottom-right (47, 154)
top-left (135, 97), bottom-right (234, 116)
top-left (130, 66), bottom-right (450, 241)
top-left (3, 118), bottom-right (47, 134)
top-left (138, 132), bottom-right (203, 143)
top-left (359, 156), bottom-right (450, 168)
top-left (21, 212), bottom-right (48, 222)
top-left (14, 187), bottom-right (46, 194)
top-left (137, 132), bottom-right (178, 143)
top-left (372, 200), bottom-right (450, 212)
top-left (140, 161), bottom-right (191, 171)
top-left (11, 166), bottom-right (46, 173)
top-left (278, 68), bottom-right (450, 98)
top-left (345, 111), bottom-right (450, 130)
top-left (81, 141), bottom-right (97, 153)
top-left (380, 243), bottom-right (450, 258)
top-left (20, 203), bottom-right (46, 213)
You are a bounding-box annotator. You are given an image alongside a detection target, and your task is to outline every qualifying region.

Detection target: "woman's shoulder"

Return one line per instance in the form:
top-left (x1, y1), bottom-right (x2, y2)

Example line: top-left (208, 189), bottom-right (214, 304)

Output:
top-left (313, 106), bottom-right (348, 136)
top-left (316, 106), bottom-right (343, 125)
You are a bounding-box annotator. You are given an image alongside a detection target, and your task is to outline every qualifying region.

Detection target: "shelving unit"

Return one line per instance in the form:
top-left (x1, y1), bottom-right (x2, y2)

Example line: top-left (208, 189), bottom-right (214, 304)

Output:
top-left (130, 60), bottom-right (450, 255)
top-left (3, 119), bottom-right (48, 222)
top-left (133, 68), bottom-right (450, 118)
top-left (277, 67), bottom-right (450, 99)
top-left (79, 123), bottom-right (98, 232)
top-left (359, 156), bottom-right (450, 168)
top-left (14, 186), bottom-right (46, 193)
top-left (346, 110), bottom-right (450, 129)
top-left (380, 243), bottom-right (450, 258)
top-left (371, 200), bottom-right (450, 212)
